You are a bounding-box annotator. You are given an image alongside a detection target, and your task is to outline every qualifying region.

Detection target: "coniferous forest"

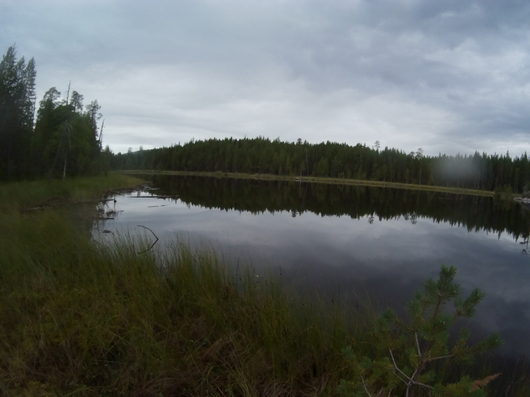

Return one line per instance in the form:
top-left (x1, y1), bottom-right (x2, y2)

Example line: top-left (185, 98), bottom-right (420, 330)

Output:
top-left (113, 137), bottom-right (530, 194)
top-left (2, 44), bottom-right (529, 195)
top-left (0, 46), bottom-right (109, 180)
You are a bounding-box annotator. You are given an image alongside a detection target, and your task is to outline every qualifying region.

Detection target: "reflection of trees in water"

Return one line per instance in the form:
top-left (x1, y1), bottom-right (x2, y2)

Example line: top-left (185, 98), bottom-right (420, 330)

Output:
top-left (402, 212), bottom-right (418, 224)
top-left (151, 176), bottom-right (530, 241)
top-left (521, 238), bottom-right (529, 255)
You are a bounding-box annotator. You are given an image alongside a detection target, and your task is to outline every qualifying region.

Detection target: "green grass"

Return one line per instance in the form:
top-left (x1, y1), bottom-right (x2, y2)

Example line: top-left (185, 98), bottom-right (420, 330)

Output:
top-left (119, 169), bottom-right (496, 197)
top-left (0, 175), bottom-right (352, 395)
top-left (0, 173), bottom-right (143, 212)
top-left (0, 214), bottom-right (353, 396)
top-left (0, 175), bottom-right (524, 396)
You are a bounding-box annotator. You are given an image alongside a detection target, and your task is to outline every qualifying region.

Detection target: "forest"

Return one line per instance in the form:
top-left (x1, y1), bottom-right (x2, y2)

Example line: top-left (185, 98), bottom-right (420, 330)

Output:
top-left (2, 44), bottom-right (528, 194)
top-left (0, 46), bottom-right (530, 193)
top-left (0, 45), bottom-right (109, 180)
top-left (113, 138), bottom-right (530, 194)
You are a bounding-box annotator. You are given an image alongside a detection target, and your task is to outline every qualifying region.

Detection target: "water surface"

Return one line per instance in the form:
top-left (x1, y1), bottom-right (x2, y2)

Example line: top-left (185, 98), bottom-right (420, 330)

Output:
top-left (96, 175), bottom-right (530, 360)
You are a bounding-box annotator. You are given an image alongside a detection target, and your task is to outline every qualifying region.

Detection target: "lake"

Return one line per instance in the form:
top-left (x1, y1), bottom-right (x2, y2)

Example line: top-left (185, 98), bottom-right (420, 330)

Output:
top-left (95, 174), bottom-right (530, 363)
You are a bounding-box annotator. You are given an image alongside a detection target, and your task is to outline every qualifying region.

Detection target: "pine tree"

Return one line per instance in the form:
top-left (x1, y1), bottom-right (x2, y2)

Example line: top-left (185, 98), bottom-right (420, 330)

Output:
top-left (0, 45), bottom-right (36, 178)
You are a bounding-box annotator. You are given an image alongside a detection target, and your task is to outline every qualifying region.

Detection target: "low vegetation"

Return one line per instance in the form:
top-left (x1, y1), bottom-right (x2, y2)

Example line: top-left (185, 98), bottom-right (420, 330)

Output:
top-left (0, 175), bottom-right (519, 396)
top-left (0, 173), bottom-right (142, 212)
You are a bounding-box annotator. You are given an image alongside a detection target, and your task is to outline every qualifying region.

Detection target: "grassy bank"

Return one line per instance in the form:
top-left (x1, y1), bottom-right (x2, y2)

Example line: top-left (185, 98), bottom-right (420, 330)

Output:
top-left (0, 175), bottom-right (521, 396)
top-left (1, 215), bottom-right (351, 395)
top-left (0, 175), bottom-right (353, 395)
top-left (118, 170), bottom-right (497, 198)
top-left (0, 173), bottom-right (143, 212)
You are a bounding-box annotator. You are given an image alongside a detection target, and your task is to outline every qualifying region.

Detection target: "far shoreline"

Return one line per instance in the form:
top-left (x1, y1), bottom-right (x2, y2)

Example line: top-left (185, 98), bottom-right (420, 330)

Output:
top-left (117, 169), bottom-right (499, 198)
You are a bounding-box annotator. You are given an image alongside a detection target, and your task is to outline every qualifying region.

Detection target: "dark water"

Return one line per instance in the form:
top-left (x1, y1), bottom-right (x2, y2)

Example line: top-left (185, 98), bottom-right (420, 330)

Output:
top-left (96, 175), bottom-right (530, 362)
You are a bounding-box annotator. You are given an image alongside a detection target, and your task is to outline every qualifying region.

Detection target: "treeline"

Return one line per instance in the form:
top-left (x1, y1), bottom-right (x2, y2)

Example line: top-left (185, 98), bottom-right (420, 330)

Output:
top-left (0, 45), bottom-right (109, 180)
top-left (112, 137), bottom-right (530, 193)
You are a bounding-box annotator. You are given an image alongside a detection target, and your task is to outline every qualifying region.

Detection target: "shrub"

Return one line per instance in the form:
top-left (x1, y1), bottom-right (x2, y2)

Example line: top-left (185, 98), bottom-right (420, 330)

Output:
top-left (338, 266), bottom-right (501, 396)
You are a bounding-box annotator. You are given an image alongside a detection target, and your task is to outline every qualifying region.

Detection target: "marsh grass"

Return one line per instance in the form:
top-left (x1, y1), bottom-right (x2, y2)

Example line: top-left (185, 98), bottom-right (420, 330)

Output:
top-left (0, 210), bottom-right (355, 396)
top-left (0, 175), bottom-right (523, 396)
top-left (0, 173), bottom-right (142, 212)
top-left (0, 176), bottom-right (354, 395)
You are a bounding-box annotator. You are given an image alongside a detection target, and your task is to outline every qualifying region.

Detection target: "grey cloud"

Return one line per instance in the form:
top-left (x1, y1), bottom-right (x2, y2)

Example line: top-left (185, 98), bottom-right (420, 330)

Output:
top-left (1, 0), bottom-right (529, 154)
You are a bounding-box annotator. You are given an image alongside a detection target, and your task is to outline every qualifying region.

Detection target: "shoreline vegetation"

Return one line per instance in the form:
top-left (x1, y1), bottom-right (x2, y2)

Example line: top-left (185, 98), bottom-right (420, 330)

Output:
top-left (111, 137), bottom-right (530, 197)
top-left (0, 174), bottom-right (144, 212)
top-left (1, 174), bottom-right (524, 396)
top-left (119, 169), bottom-right (499, 197)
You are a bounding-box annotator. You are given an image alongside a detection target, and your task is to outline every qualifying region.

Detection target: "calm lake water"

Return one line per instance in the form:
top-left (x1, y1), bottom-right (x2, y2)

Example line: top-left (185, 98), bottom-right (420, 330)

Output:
top-left (95, 175), bottom-right (530, 361)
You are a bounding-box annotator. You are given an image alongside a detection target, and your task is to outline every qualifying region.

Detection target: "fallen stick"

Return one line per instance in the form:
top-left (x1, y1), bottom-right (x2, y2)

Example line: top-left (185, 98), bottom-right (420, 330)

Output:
top-left (136, 224), bottom-right (160, 254)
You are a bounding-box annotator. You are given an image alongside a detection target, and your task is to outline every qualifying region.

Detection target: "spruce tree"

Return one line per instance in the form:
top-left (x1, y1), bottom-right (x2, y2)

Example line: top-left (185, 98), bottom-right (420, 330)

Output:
top-left (0, 45), bottom-right (36, 178)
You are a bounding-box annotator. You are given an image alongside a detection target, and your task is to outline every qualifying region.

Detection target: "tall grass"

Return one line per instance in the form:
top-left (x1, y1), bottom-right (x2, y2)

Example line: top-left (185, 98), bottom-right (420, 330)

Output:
top-left (0, 211), bottom-right (353, 396)
top-left (0, 175), bottom-right (352, 395)
top-left (0, 175), bottom-right (522, 396)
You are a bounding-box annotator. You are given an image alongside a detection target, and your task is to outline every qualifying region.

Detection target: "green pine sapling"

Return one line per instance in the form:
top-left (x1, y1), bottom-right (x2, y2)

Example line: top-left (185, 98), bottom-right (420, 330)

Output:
top-left (338, 265), bottom-right (501, 396)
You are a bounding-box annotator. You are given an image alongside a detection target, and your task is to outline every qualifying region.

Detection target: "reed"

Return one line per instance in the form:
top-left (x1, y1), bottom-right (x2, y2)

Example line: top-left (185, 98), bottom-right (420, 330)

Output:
top-left (0, 175), bottom-right (522, 396)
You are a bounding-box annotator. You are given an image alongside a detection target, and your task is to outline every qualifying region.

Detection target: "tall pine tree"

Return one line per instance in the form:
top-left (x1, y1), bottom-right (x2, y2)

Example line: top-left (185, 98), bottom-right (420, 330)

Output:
top-left (0, 46), bottom-right (36, 178)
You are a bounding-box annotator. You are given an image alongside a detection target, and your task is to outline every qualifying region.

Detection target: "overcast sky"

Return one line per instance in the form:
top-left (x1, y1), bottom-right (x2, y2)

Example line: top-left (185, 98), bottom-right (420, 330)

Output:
top-left (2, 0), bottom-right (530, 155)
